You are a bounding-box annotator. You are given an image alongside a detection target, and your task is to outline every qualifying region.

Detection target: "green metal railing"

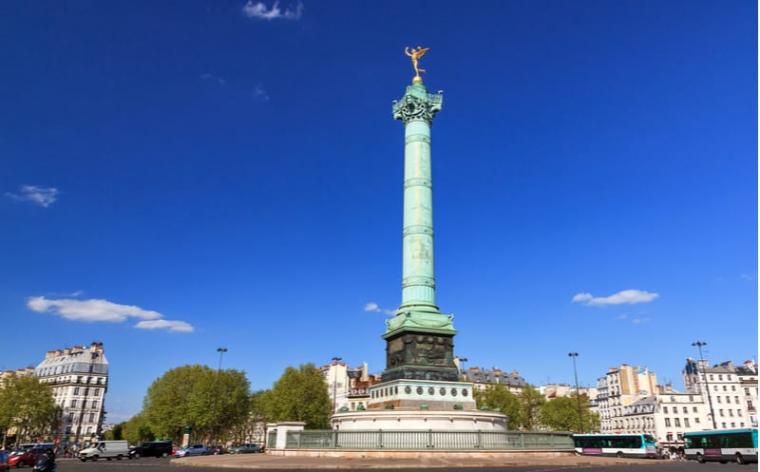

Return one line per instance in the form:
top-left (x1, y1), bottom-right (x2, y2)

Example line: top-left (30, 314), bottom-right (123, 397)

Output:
top-left (283, 430), bottom-right (573, 450)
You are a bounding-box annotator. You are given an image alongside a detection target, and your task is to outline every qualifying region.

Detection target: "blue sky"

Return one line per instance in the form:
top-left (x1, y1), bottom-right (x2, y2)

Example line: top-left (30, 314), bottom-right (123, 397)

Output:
top-left (0, 0), bottom-right (756, 422)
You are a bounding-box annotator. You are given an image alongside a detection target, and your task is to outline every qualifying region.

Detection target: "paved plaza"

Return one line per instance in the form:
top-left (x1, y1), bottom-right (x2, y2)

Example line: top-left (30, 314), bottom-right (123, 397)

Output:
top-left (54, 456), bottom-right (748, 471)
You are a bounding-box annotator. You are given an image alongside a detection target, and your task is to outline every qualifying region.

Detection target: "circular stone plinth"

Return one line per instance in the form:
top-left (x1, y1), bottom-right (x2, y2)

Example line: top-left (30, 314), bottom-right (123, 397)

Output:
top-left (331, 409), bottom-right (508, 431)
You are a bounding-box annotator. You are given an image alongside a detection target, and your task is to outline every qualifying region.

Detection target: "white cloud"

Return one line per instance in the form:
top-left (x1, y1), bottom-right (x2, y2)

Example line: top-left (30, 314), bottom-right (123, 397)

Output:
top-left (27, 296), bottom-right (193, 333)
top-left (252, 84), bottom-right (270, 102)
top-left (200, 72), bottom-right (227, 86)
top-left (364, 301), bottom-right (395, 315)
top-left (135, 319), bottom-right (194, 333)
top-left (631, 317), bottom-right (651, 325)
top-left (5, 185), bottom-right (59, 207)
top-left (242, 1), bottom-right (303, 20)
top-left (572, 289), bottom-right (659, 307)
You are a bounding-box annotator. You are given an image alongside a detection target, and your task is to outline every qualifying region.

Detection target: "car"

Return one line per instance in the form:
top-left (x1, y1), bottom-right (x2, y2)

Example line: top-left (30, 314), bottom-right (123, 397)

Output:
top-left (129, 441), bottom-right (172, 459)
top-left (79, 440), bottom-right (129, 462)
top-left (8, 450), bottom-right (36, 468)
top-left (174, 445), bottom-right (209, 457)
top-left (208, 446), bottom-right (226, 455)
top-left (229, 444), bottom-right (262, 454)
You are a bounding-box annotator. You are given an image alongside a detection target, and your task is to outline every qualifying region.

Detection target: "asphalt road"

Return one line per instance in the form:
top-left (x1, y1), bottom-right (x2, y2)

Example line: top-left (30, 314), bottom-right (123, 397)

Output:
top-left (55, 457), bottom-right (753, 472)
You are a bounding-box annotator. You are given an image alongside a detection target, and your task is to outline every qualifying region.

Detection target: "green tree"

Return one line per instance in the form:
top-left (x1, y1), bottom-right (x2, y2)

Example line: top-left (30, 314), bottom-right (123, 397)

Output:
top-left (265, 364), bottom-right (331, 429)
top-left (122, 414), bottom-right (154, 444)
top-left (518, 385), bottom-right (546, 430)
top-left (104, 422), bottom-right (124, 440)
top-left (474, 384), bottom-right (522, 430)
top-left (0, 376), bottom-right (59, 446)
top-left (142, 365), bottom-right (250, 443)
top-left (539, 393), bottom-right (599, 432)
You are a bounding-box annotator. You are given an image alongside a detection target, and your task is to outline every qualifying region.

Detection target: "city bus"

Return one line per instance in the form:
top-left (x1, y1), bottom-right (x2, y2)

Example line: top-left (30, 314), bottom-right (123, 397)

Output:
top-left (684, 429), bottom-right (758, 465)
top-left (573, 434), bottom-right (658, 458)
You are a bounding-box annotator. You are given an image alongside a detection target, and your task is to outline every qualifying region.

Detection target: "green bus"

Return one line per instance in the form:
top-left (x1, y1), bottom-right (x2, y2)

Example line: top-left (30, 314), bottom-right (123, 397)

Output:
top-left (684, 429), bottom-right (758, 465)
top-left (573, 434), bottom-right (658, 458)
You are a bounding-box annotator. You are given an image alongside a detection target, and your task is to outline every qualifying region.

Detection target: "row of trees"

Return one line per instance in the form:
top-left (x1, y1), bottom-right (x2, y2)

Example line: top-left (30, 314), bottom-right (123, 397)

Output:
top-left (108, 363), bottom-right (332, 444)
top-left (474, 384), bottom-right (600, 432)
top-left (0, 377), bottom-right (60, 447)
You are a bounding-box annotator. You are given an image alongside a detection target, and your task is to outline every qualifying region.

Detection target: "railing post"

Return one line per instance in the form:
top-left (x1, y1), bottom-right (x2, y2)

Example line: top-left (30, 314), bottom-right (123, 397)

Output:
top-left (378, 429), bottom-right (383, 448)
top-left (520, 433), bottom-right (525, 449)
top-left (427, 429), bottom-right (433, 448)
top-left (332, 431), bottom-right (338, 448)
top-left (296, 432), bottom-right (301, 449)
top-left (476, 430), bottom-right (481, 449)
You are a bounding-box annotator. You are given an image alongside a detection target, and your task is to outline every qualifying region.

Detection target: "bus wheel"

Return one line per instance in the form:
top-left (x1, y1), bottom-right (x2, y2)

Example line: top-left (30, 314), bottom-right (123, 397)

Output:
top-left (736, 453), bottom-right (746, 465)
top-left (697, 453), bottom-right (705, 463)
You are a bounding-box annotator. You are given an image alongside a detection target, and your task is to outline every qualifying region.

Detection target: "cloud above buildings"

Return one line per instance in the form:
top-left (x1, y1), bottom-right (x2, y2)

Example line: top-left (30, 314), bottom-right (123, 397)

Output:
top-left (27, 296), bottom-right (194, 333)
top-left (200, 72), bottom-right (227, 86)
top-left (572, 289), bottom-right (659, 307)
top-left (5, 185), bottom-right (59, 207)
top-left (364, 301), bottom-right (395, 315)
top-left (242, 1), bottom-right (303, 20)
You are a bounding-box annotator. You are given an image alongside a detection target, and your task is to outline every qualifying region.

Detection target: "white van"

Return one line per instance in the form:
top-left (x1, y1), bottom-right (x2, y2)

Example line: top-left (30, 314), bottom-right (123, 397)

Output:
top-left (79, 440), bottom-right (130, 461)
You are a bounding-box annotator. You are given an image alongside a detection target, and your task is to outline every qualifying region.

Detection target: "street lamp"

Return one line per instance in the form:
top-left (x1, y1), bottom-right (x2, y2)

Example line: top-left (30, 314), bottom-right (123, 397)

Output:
top-left (568, 352), bottom-right (584, 433)
top-left (331, 357), bottom-right (342, 413)
top-left (217, 347), bottom-right (228, 372)
top-left (212, 347), bottom-right (228, 445)
top-left (692, 341), bottom-right (717, 429)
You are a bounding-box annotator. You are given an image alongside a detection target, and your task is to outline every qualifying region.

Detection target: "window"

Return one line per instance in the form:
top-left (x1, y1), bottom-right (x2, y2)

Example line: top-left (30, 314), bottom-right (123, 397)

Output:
top-left (665, 418), bottom-right (671, 427)
top-left (729, 409), bottom-right (734, 417)
top-left (746, 388), bottom-right (751, 395)
top-left (74, 387), bottom-right (79, 395)
top-left (735, 396), bottom-right (740, 403)
top-left (714, 385), bottom-right (719, 391)
top-left (731, 422), bottom-right (736, 427)
top-left (88, 413), bottom-right (95, 422)
top-left (723, 385), bottom-right (727, 392)
top-left (710, 375), bottom-right (714, 381)
top-left (738, 409), bottom-right (742, 416)
top-left (717, 396), bottom-right (722, 403)
top-left (94, 389), bottom-right (100, 397)
top-left (663, 406), bottom-right (669, 414)
top-left (695, 417), bottom-right (700, 424)
top-left (91, 400), bottom-right (97, 408)
top-left (693, 407), bottom-right (698, 413)
top-left (684, 418), bottom-right (690, 427)
top-left (683, 406), bottom-right (688, 414)
top-left (675, 418), bottom-right (681, 427)
top-left (719, 409), bottom-right (724, 416)
top-left (719, 375), bottom-right (723, 381)
top-left (731, 385), bottom-right (736, 391)
top-left (70, 399), bottom-right (77, 408)
top-left (727, 396), bottom-right (731, 403)
top-left (689, 395), bottom-right (694, 401)
top-left (722, 422), bottom-right (727, 428)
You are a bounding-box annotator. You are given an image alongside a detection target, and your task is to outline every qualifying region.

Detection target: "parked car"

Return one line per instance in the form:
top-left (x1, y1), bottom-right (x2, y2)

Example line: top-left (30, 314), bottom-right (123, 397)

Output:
top-left (79, 440), bottom-right (130, 462)
top-left (8, 450), bottom-right (36, 468)
top-left (174, 445), bottom-right (209, 457)
top-left (128, 441), bottom-right (173, 459)
top-left (229, 444), bottom-right (262, 454)
top-left (208, 446), bottom-right (226, 455)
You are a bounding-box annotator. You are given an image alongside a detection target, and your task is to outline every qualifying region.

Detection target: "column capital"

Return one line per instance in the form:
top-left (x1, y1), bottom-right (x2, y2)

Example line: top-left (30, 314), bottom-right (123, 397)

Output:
top-left (392, 84), bottom-right (443, 124)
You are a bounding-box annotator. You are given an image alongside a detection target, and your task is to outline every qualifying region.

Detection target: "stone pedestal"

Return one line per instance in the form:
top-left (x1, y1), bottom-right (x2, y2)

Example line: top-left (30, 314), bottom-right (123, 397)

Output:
top-left (331, 409), bottom-right (508, 432)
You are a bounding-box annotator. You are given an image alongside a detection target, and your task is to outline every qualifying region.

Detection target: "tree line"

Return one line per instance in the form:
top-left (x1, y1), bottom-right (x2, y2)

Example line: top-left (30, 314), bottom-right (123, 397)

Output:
top-left (474, 384), bottom-right (600, 432)
top-left (0, 377), bottom-right (60, 448)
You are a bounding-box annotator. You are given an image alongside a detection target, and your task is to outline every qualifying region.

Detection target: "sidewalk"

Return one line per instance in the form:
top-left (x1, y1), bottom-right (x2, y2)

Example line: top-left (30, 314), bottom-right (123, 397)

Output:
top-left (172, 454), bottom-right (661, 469)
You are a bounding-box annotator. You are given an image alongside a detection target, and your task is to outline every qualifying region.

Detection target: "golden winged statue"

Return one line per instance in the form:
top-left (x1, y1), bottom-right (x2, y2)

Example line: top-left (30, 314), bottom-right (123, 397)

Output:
top-left (405, 46), bottom-right (430, 82)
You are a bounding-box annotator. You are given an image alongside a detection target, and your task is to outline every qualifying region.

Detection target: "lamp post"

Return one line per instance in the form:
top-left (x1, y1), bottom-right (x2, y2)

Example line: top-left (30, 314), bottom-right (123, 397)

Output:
top-left (217, 347), bottom-right (228, 372)
top-left (568, 352), bottom-right (584, 433)
top-left (212, 347), bottom-right (228, 445)
top-left (692, 341), bottom-right (717, 429)
top-left (331, 357), bottom-right (342, 413)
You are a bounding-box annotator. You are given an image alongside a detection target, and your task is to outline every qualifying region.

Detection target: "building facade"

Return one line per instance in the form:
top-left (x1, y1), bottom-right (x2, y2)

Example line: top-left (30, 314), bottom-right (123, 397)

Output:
top-left (34, 342), bottom-right (109, 442)
top-left (683, 358), bottom-right (757, 430)
top-left (596, 364), bottom-right (658, 433)
top-left (463, 367), bottom-right (527, 394)
top-left (321, 360), bottom-right (379, 412)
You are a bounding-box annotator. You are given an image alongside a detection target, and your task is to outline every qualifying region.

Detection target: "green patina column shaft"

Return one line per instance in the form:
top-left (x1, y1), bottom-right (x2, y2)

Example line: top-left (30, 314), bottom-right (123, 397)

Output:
top-left (384, 80), bottom-right (455, 340)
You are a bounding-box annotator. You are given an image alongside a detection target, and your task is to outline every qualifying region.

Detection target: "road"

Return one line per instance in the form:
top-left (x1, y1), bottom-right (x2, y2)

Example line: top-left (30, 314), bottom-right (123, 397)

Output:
top-left (56, 457), bottom-right (753, 471)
